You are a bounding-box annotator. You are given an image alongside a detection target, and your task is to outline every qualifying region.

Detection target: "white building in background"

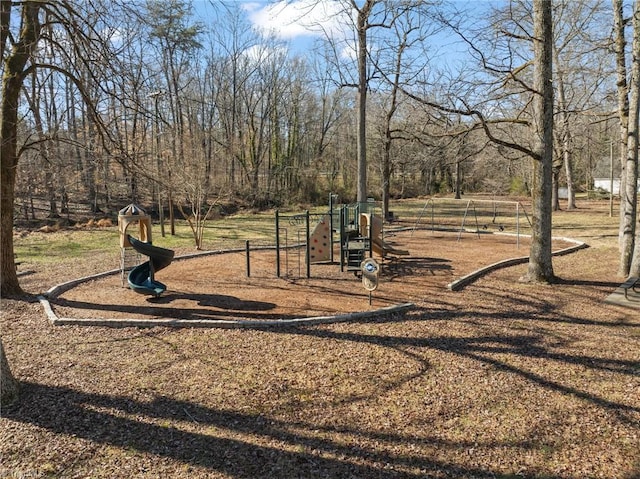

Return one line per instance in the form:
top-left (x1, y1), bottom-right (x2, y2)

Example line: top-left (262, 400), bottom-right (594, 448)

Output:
top-left (591, 156), bottom-right (626, 194)
top-left (593, 178), bottom-right (621, 195)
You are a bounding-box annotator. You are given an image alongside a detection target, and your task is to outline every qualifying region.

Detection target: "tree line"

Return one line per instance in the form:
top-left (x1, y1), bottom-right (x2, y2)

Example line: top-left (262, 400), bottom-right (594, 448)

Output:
top-left (2, 0), bottom-right (640, 298)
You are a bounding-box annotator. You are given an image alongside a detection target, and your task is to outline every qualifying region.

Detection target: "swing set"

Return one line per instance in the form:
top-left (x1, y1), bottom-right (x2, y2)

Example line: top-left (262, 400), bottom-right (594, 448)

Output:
top-left (412, 198), bottom-right (532, 247)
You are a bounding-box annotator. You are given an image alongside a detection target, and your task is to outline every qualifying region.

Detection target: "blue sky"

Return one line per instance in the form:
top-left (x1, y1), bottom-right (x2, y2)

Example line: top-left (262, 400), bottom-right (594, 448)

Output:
top-left (191, 0), bottom-right (349, 40)
top-left (191, 0), bottom-right (499, 65)
top-left (192, 0), bottom-right (349, 55)
top-left (236, 1), bottom-right (499, 40)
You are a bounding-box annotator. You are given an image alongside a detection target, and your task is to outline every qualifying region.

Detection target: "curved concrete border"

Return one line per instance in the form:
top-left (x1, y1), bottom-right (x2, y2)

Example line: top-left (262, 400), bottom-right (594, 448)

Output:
top-left (447, 233), bottom-right (589, 291)
top-left (38, 297), bottom-right (415, 329)
top-left (38, 248), bottom-right (415, 328)
top-left (38, 233), bottom-right (588, 328)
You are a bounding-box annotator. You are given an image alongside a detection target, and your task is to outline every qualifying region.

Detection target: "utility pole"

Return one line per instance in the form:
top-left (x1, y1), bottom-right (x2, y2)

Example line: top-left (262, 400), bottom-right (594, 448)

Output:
top-left (150, 90), bottom-right (165, 237)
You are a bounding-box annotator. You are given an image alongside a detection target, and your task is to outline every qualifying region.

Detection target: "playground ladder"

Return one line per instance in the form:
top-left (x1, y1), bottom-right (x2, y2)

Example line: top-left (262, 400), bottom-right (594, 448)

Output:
top-left (120, 247), bottom-right (143, 286)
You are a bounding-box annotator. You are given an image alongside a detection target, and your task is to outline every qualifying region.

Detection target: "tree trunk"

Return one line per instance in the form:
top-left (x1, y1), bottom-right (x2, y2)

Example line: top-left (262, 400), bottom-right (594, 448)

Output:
top-left (454, 159), bottom-right (462, 200)
top-left (382, 135), bottom-right (391, 219)
top-left (0, 143), bottom-right (21, 296)
top-left (521, 0), bottom-right (555, 284)
top-left (620, 1), bottom-right (640, 277)
top-left (627, 3), bottom-right (640, 277)
top-left (1, 3), bottom-right (41, 297)
top-left (552, 168), bottom-right (560, 211)
top-left (0, 0), bottom-right (10, 61)
top-left (0, 339), bottom-right (19, 406)
top-left (355, 1), bottom-right (374, 204)
top-left (554, 45), bottom-right (576, 210)
top-left (563, 139), bottom-right (576, 210)
top-left (613, 0), bottom-right (631, 257)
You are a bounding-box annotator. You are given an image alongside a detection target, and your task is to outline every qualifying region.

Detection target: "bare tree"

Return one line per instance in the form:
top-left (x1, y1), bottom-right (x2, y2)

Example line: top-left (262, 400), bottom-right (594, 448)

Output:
top-left (318, 0), bottom-right (413, 203)
top-left (550, 1), bottom-right (611, 211)
top-left (2, 1), bottom-right (128, 295)
top-left (353, 0), bottom-right (376, 203)
top-left (144, 0), bottom-right (204, 234)
top-left (1, 2), bottom-right (41, 296)
top-left (1, 0), bottom-right (43, 406)
top-left (398, 0), bottom-right (556, 283)
top-left (203, 2), bottom-right (266, 199)
top-left (626, 2), bottom-right (640, 277)
top-left (307, 55), bottom-right (351, 196)
top-left (373, 4), bottom-right (435, 219)
top-left (522, 0), bottom-right (555, 283)
top-left (613, 0), bottom-right (640, 278)
top-left (613, 0), bottom-right (633, 272)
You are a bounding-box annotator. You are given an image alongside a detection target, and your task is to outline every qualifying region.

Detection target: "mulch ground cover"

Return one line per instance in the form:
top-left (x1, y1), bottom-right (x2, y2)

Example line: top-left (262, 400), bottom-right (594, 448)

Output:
top-left (1, 212), bottom-right (639, 479)
top-left (48, 230), bottom-right (545, 323)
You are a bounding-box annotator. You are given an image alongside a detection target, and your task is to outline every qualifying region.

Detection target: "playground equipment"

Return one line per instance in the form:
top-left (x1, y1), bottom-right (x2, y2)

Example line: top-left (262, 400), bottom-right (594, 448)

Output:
top-left (274, 210), bottom-right (314, 278)
top-left (359, 213), bottom-right (409, 258)
top-left (412, 198), bottom-right (531, 247)
top-left (127, 235), bottom-right (174, 297)
top-left (118, 204), bottom-right (151, 285)
top-left (274, 196), bottom-right (409, 279)
top-left (118, 204), bottom-right (174, 297)
top-left (339, 202), bottom-right (409, 273)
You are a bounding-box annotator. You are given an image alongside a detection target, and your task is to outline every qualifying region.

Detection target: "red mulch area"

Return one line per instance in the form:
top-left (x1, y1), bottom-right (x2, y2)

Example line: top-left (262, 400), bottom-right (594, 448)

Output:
top-left (48, 230), bottom-right (571, 324)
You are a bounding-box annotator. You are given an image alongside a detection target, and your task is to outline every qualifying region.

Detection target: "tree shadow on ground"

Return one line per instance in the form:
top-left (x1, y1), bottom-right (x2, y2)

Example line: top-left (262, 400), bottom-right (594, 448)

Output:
top-left (5, 381), bottom-right (556, 479)
top-left (283, 318), bottom-right (640, 429)
top-left (383, 256), bottom-right (452, 281)
top-left (5, 296), bottom-right (639, 477)
top-left (50, 295), bottom-right (309, 322)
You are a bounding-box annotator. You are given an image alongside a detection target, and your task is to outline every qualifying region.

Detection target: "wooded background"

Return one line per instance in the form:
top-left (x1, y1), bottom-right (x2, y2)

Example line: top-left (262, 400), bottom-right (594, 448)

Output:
top-left (5, 1), bottom-right (623, 221)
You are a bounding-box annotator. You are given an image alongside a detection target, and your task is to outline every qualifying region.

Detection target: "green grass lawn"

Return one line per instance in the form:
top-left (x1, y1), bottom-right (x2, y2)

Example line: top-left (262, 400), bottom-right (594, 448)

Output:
top-left (13, 196), bottom-right (620, 266)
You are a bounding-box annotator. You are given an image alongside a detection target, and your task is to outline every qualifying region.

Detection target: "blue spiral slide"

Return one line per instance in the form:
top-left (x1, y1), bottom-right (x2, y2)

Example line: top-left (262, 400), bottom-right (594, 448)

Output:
top-left (127, 235), bottom-right (175, 297)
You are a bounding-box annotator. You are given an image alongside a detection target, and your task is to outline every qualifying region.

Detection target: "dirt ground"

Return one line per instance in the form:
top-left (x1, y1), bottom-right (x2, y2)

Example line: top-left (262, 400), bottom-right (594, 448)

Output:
top-left (48, 230), bottom-right (569, 324)
top-left (2, 208), bottom-right (639, 479)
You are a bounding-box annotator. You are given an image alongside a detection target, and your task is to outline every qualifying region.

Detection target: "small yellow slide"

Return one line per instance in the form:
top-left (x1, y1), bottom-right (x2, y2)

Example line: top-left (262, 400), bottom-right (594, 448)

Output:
top-left (361, 213), bottom-right (409, 258)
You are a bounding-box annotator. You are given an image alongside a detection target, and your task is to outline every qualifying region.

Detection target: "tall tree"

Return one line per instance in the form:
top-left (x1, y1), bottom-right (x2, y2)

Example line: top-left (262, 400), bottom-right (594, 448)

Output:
top-left (0, 0), bottom-right (23, 407)
top-left (353, 0), bottom-right (376, 203)
top-left (320, 0), bottom-right (407, 203)
top-left (204, 1), bottom-right (260, 194)
top-left (626, 1), bottom-right (640, 277)
top-left (522, 0), bottom-right (555, 283)
top-left (374, 4), bottom-right (433, 220)
top-left (401, 0), bottom-right (556, 282)
top-left (613, 0), bottom-right (633, 272)
top-left (145, 0), bottom-right (203, 234)
top-left (550, 1), bottom-right (610, 212)
top-left (1, 2), bottom-right (42, 297)
top-left (2, 1), bottom-right (125, 295)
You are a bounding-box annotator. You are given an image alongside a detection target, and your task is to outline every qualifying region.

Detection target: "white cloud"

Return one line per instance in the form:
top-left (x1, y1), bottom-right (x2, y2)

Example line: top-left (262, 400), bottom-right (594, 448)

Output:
top-left (242, 43), bottom-right (288, 63)
top-left (244, 0), bottom-right (346, 40)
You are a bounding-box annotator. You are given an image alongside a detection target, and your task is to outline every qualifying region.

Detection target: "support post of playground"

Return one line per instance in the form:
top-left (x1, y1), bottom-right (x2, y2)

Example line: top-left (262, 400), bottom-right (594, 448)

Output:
top-left (305, 210), bottom-right (311, 278)
top-left (339, 207), bottom-right (345, 272)
top-left (329, 193), bottom-right (338, 263)
top-left (275, 210), bottom-right (281, 278)
top-left (245, 240), bottom-right (251, 277)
